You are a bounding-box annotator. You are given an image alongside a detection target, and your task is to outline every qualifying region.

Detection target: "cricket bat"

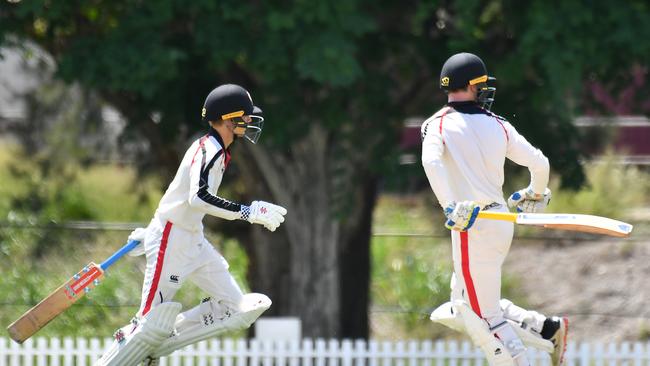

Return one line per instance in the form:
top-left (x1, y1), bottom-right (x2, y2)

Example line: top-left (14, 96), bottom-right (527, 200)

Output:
top-left (477, 212), bottom-right (633, 238)
top-left (6, 239), bottom-right (140, 343)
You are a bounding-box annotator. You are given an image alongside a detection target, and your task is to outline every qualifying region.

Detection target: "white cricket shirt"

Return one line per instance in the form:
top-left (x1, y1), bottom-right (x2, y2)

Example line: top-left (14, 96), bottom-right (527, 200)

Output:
top-left (421, 101), bottom-right (549, 208)
top-left (155, 129), bottom-right (243, 232)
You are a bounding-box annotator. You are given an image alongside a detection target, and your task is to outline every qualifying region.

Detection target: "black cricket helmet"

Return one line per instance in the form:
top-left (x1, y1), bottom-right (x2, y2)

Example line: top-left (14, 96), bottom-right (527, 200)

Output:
top-left (202, 84), bottom-right (265, 144)
top-left (439, 52), bottom-right (497, 110)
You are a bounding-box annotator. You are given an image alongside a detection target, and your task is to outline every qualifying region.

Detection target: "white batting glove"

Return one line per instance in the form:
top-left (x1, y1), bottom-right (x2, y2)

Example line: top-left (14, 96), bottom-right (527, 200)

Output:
top-left (127, 227), bottom-right (147, 256)
top-left (443, 201), bottom-right (481, 231)
top-left (507, 187), bottom-right (552, 213)
top-left (242, 201), bottom-right (288, 232)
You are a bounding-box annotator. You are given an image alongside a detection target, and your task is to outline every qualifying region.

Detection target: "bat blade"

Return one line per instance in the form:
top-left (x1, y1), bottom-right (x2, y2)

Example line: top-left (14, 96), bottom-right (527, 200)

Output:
top-left (516, 213), bottom-right (633, 238)
top-left (7, 262), bottom-right (104, 343)
top-left (477, 211), bottom-right (633, 238)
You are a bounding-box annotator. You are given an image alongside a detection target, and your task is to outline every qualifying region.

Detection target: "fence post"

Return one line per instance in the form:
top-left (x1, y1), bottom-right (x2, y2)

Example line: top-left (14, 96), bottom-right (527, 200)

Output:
top-left (76, 337), bottom-right (87, 366)
top-left (382, 341), bottom-right (392, 366)
top-left (289, 339), bottom-right (301, 366)
top-left (407, 340), bottom-right (418, 366)
top-left (632, 342), bottom-right (643, 366)
top-left (421, 340), bottom-right (433, 366)
top-left (448, 340), bottom-right (459, 366)
top-left (302, 338), bottom-right (314, 366)
top-left (341, 339), bottom-right (353, 366)
top-left (605, 342), bottom-right (616, 366)
top-left (578, 342), bottom-right (590, 366)
top-left (353, 339), bottom-right (367, 366)
top-left (395, 341), bottom-right (405, 366)
top-left (37, 338), bottom-right (48, 366)
top-left (237, 338), bottom-right (248, 366)
top-left (22, 337), bottom-right (34, 366)
top-left (327, 339), bottom-right (340, 366)
top-left (369, 340), bottom-right (379, 366)
top-left (0, 337), bottom-right (6, 366)
top-left (459, 341), bottom-right (470, 366)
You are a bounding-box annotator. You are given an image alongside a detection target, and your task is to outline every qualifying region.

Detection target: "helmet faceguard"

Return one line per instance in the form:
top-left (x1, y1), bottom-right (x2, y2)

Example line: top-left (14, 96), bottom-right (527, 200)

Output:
top-left (477, 76), bottom-right (497, 110)
top-left (232, 115), bottom-right (265, 144)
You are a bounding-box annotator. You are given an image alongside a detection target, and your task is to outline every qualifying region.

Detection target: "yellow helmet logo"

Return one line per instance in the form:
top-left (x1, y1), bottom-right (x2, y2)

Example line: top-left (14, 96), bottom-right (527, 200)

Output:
top-left (441, 77), bottom-right (449, 87)
top-left (201, 107), bottom-right (206, 118)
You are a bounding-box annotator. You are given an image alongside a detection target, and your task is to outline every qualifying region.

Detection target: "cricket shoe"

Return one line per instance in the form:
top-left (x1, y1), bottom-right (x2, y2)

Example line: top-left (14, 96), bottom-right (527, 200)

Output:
top-left (542, 316), bottom-right (569, 366)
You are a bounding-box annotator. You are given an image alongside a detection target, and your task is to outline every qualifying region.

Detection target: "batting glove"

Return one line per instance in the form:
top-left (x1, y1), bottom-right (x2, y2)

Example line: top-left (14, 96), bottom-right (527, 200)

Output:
top-left (443, 201), bottom-right (480, 231)
top-left (127, 227), bottom-right (147, 256)
top-left (242, 201), bottom-right (288, 232)
top-left (507, 187), bottom-right (552, 213)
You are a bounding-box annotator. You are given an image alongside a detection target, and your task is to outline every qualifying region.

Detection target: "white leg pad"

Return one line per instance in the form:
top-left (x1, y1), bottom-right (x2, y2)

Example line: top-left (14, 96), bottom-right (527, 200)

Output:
top-left (95, 302), bottom-right (181, 366)
top-left (150, 293), bottom-right (271, 358)
top-left (453, 302), bottom-right (516, 366)
top-left (430, 301), bottom-right (466, 333)
top-left (431, 301), bottom-right (554, 353)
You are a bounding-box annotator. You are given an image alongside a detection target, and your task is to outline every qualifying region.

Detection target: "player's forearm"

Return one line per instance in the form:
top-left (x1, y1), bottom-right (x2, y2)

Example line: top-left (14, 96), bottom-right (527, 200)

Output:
top-left (526, 152), bottom-right (550, 194)
top-left (188, 191), bottom-right (246, 221)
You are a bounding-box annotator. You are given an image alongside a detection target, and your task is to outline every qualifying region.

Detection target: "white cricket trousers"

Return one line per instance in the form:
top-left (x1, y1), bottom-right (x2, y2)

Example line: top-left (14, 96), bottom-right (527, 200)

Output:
top-left (450, 206), bottom-right (545, 332)
top-left (137, 216), bottom-right (244, 317)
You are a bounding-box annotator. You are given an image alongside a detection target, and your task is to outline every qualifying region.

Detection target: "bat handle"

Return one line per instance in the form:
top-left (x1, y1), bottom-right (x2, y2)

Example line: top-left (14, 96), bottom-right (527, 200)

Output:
top-left (100, 239), bottom-right (141, 271)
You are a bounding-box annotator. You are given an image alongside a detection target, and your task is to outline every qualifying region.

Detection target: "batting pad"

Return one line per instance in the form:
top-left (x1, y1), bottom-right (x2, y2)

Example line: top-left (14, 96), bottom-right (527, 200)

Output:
top-left (430, 301), bottom-right (553, 354)
top-left (453, 302), bottom-right (516, 366)
top-left (150, 293), bottom-right (271, 358)
top-left (95, 302), bottom-right (181, 366)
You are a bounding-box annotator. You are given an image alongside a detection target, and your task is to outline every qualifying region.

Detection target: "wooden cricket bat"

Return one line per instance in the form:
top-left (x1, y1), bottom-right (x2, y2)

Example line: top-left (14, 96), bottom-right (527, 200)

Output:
top-left (6, 239), bottom-right (140, 344)
top-left (477, 212), bottom-right (633, 238)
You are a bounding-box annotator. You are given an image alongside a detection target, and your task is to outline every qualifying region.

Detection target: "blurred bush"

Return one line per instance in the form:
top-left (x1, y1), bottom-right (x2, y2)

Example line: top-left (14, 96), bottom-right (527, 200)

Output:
top-left (549, 152), bottom-right (650, 218)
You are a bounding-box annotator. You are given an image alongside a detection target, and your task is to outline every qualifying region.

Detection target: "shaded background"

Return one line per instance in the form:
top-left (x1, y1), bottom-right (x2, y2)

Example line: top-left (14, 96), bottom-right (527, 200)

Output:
top-left (0, 0), bottom-right (649, 341)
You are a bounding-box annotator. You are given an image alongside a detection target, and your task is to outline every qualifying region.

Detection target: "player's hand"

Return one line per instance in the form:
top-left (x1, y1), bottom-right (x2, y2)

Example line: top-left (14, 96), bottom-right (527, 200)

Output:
top-left (443, 201), bottom-right (480, 231)
top-left (507, 187), bottom-right (552, 213)
top-left (246, 201), bottom-right (287, 232)
top-left (127, 227), bottom-right (147, 256)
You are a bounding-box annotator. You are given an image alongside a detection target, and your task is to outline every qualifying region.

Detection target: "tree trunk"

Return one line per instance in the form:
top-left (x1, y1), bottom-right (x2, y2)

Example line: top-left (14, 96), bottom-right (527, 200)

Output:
top-left (338, 177), bottom-right (377, 338)
top-left (237, 125), bottom-right (374, 338)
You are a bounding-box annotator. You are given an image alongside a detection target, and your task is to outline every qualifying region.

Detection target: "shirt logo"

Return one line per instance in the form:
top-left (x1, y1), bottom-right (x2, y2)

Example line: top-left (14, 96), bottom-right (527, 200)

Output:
top-left (170, 275), bottom-right (179, 283)
top-left (260, 207), bottom-right (267, 214)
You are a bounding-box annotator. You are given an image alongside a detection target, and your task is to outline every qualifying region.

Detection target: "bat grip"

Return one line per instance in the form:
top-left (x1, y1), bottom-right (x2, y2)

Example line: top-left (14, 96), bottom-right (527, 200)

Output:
top-left (100, 239), bottom-right (141, 271)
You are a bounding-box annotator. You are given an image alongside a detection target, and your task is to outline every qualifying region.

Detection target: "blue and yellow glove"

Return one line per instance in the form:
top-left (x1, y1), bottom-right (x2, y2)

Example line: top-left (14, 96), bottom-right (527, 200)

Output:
top-left (443, 201), bottom-right (481, 231)
top-left (507, 187), bottom-right (552, 213)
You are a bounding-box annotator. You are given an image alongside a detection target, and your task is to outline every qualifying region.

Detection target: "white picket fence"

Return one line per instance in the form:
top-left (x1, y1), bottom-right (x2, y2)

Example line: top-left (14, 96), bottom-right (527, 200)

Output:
top-left (2, 338), bottom-right (650, 366)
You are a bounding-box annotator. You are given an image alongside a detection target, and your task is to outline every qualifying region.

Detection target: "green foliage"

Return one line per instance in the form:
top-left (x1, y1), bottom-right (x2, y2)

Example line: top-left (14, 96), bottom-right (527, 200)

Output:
top-left (3, 0), bottom-right (645, 182)
top-left (549, 153), bottom-right (650, 218)
top-left (372, 234), bottom-right (452, 339)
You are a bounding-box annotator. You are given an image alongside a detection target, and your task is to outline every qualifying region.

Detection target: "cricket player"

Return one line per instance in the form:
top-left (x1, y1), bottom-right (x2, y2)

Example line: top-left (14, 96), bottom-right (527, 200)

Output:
top-left (96, 84), bottom-right (287, 366)
top-left (421, 53), bottom-right (568, 366)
